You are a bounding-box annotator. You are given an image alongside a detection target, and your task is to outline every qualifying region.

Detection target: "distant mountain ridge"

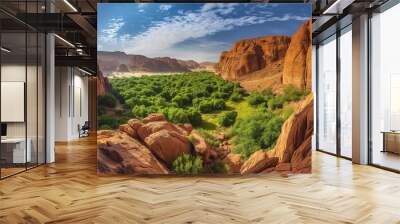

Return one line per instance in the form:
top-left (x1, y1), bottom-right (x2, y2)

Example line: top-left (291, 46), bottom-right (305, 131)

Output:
top-left (98, 51), bottom-right (215, 75)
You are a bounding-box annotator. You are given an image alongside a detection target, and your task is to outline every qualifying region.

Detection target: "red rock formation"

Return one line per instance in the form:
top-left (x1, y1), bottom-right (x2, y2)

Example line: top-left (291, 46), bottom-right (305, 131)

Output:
top-left (222, 153), bottom-right (242, 174)
top-left (137, 121), bottom-right (189, 141)
top-left (240, 150), bottom-right (278, 175)
top-left (142, 113), bottom-right (167, 124)
top-left (119, 124), bottom-right (138, 139)
top-left (97, 131), bottom-right (169, 174)
top-left (215, 36), bottom-right (291, 82)
top-left (267, 94), bottom-right (313, 173)
top-left (282, 20), bottom-right (312, 91)
top-left (97, 69), bottom-right (111, 96)
top-left (144, 130), bottom-right (192, 165)
top-left (190, 130), bottom-right (218, 165)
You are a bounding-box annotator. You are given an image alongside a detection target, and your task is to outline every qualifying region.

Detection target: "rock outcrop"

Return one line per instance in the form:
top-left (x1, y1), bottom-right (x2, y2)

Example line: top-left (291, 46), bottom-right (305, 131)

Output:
top-left (97, 68), bottom-right (111, 96)
top-left (190, 130), bottom-right (218, 165)
top-left (240, 150), bottom-right (278, 175)
top-left (267, 94), bottom-right (313, 172)
top-left (282, 20), bottom-right (312, 91)
top-left (97, 131), bottom-right (169, 174)
top-left (214, 20), bottom-right (311, 92)
top-left (222, 153), bottom-right (242, 174)
top-left (215, 36), bottom-right (291, 82)
top-left (144, 130), bottom-right (191, 165)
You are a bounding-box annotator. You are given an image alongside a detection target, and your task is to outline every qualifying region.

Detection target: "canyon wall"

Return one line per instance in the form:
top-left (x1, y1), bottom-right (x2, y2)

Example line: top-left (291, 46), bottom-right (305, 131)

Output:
top-left (215, 20), bottom-right (312, 92)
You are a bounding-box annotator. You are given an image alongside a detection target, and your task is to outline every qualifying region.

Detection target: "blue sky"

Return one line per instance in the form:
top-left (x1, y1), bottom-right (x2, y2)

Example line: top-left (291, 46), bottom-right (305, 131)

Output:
top-left (98, 3), bottom-right (311, 62)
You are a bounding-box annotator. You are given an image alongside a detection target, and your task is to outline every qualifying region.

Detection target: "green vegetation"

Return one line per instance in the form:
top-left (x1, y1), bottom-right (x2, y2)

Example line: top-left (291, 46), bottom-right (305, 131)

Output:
top-left (218, 111), bottom-right (237, 127)
top-left (99, 71), bottom-right (309, 160)
top-left (100, 72), bottom-right (245, 128)
top-left (98, 93), bottom-right (118, 108)
top-left (229, 85), bottom-right (309, 159)
top-left (172, 154), bottom-right (203, 175)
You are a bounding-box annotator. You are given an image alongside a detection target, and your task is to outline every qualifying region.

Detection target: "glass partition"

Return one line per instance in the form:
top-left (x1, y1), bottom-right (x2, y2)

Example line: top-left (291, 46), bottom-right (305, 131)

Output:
top-left (317, 35), bottom-right (337, 154)
top-left (0, 1), bottom-right (46, 179)
top-left (370, 3), bottom-right (400, 171)
top-left (339, 26), bottom-right (352, 158)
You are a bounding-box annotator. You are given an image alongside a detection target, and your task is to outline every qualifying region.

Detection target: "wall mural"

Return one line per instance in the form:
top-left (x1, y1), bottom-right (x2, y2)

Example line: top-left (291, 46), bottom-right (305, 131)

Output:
top-left (97, 3), bottom-right (313, 175)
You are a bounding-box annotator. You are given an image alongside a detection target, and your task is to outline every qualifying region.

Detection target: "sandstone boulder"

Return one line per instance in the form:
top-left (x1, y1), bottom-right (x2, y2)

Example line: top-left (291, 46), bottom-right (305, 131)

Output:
top-left (190, 130), bottom-right (218, 165)
top-left (97, 132), bottom-right (168, 174)
top-left (177, 123), bottom-right (193, 133)
top-left (282, 20), bottom-right (312, 90)
top-left (128, 119), bottom-right (144, 131)
top-left (222, 153), bottom-right (243, 174)
top-left (119, 124), bottom-right (138, 139)
top-left (142, 113), bottom-right (166, 124)
top-left (137, 121), bottom-right (188, 141)
top-left (144, 129), bottom-right (192, 165)
top-left (240, 150), bottom-right (278, 175)
top-left (97, 130), bottom-right (115, 139)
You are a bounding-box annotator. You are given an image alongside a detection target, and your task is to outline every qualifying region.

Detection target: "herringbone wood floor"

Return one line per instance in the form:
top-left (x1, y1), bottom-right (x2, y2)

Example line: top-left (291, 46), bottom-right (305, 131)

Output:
top-left (1, 137), bottom-right (400, 224)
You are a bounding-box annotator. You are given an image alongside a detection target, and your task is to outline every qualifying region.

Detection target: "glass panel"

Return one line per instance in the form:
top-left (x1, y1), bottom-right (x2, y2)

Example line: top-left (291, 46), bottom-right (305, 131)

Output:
top-left (1, 31), bottom-right (27, 177)
top-left (27, 31), bottom-right (38, 169)
top-left (38, 32), bottom-right (45, 165)
top-left (371, 4), bottom-right (400, 171)
top-left (339, 27), bottom-right (352, 158)
top-left (317, 35), bottom-right (337, 154)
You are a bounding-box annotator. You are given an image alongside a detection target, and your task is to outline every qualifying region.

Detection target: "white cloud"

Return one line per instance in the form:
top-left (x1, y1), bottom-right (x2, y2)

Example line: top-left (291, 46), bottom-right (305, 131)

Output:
top-left (159, 4), bottom-right (172, 11)
top-left (265, 14), bottom-right (309, 22)
top-left (120, 4), bottom-right (268, 60)
top-left (100, 18), bottom-right (125, 43)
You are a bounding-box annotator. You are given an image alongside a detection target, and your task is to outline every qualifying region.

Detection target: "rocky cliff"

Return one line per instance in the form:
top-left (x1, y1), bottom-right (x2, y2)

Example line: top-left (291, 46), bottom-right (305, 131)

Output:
top-left (214, 20), bottom-right (311, 92)
top-left (215, 36), bottom-right (291, 82)
top-left (282, 20), bottom-right (312, 91)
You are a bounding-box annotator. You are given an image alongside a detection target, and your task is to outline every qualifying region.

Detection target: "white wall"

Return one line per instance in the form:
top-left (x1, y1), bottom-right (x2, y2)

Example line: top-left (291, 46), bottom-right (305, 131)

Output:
top-left (55, 67), bottom-right (89, 141)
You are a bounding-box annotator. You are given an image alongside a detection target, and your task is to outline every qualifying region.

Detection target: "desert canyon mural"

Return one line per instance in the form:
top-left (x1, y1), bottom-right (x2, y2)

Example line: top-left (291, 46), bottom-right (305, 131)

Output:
top-left (97, 3), bottom-right (313, 175)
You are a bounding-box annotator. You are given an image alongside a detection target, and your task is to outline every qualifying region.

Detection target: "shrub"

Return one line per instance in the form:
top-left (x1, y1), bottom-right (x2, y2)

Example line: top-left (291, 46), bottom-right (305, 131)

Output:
top-left (247, 93), bottom-right (265, 106)
top-left (99, 124), bottom-right (112, 130)
top-left (187, 108), bottom-right (202, 126)
top-left (198, 100), bottom-right (214, 113)
top-left (172, 94), bottom-right (192, 107)
top-left (172, 154), bottom-right (203, 175)
top-left (210, 161), bottom-right (229, 174)
top-left (165, 107), bottom-right (202, 126)
top-left (98, 93), bottom-right (117, 108)
top-left (131, 105), bottom-right (154, 119)
top-left (282, 85), bottom-right (307, 102)
top-left (98, 115), bottom-right (118, 130)
top-left (230, 92), bottom-right (242, 102)
top-left (218, 111), bottom-right (237, 127)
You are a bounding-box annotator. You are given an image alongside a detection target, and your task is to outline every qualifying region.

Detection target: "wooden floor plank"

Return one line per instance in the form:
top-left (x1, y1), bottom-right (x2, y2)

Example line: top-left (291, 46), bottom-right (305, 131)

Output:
top-left (0, 136), bottom-right (399, 223)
